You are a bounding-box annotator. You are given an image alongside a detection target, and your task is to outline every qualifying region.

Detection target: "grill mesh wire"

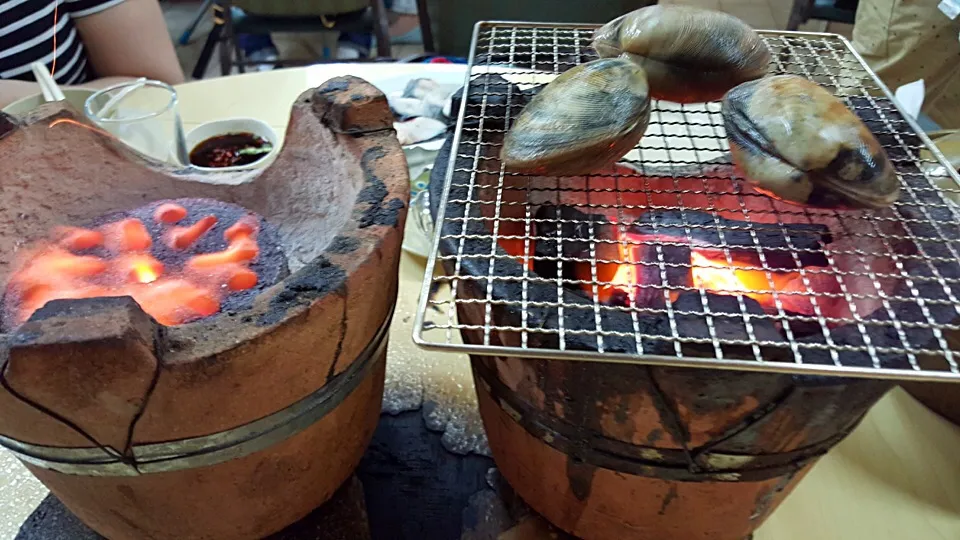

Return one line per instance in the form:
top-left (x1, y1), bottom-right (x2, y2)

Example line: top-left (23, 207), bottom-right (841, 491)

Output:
top-left (414, 24), bottom-right (960, 382)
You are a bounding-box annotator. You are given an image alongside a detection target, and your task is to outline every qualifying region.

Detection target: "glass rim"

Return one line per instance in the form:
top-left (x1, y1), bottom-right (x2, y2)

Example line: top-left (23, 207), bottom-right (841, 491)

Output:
top-left (84, 79), bottom-right (179, 124)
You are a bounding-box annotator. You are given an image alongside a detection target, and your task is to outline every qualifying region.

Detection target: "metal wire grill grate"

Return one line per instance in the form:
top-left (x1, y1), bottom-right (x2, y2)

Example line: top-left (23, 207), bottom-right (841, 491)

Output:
top-left (413, 22), bottom-right (960, 382)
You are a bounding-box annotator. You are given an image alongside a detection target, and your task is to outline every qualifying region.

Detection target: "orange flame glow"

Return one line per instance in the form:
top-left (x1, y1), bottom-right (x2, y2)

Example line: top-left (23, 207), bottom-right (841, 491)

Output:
top-left (6, 207), bottom-right (262, 327)
top-left (690, 252), bottom-right (800, 307)
top-left (154, 203), bottom-right (188, 224)
top-left (579, 233), bottom-right (803, 310)
top-left (48, 118), bottom-right (114, 138)
top-left (167, 215), bottom-right (217, 249)
top-left (589, 241), bottom-right (641, 305)
top-left (493, 212), bottom-right (807, 311)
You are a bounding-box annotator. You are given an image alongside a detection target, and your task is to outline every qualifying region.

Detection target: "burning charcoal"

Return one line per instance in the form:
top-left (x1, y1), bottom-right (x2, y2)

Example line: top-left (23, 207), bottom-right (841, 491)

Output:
top-left (631, 243), bottom-right (693, 309)
top-left (778, 310), bottom-right (829, 338)
top-left (2, 198), bottom-right (288, 330)
top-left (448, 74), bottom-right (531, 128)
top-left (630, 210), bottom-right (832, 270)
top-left (672, 292), bottom-right (786, 359)
top-left (532, 204), bottom-right (607, 282)
top-left (531, 205), bottom-right (695, 309)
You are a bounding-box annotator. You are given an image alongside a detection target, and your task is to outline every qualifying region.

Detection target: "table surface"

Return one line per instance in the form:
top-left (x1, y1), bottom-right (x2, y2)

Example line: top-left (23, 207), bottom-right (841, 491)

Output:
top-left (2, 63), bottom-right (960, 540)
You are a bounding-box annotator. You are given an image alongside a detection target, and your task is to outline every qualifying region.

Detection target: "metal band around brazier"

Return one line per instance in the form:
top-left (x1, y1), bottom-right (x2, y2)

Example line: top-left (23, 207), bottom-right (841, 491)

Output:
top-left (472, 358), bottom-right (849, 483)
top-left (0, 310), bottom-right (393, 476)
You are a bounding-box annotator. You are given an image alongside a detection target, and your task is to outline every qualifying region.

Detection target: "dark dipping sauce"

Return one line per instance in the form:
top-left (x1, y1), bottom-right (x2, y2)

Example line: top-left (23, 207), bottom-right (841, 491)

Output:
top-left (189, 132), bottom-right (271, 168)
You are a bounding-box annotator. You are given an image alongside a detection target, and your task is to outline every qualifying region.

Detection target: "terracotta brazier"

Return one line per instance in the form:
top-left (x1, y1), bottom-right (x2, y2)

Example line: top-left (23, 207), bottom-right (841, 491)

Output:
top-left (467, 351), bottom-right (889, 540)
top-left (903, 381), bottom-right (960, 425)
top-left (427, 154), bottom-right (895, 539)
top-left (426, 86), bottom-right (926, 538)
top-left (0, 77), bottom-right (408, 539)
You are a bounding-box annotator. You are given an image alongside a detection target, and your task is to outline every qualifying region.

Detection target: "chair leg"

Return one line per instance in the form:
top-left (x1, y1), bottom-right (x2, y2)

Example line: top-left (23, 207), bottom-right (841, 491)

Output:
top-left (371, 0), bottom-right (392, 58)
top-left (178, 0), bottom-right (215, 45)
top-left (192, 21), bottom-right (222, 79)
top-left (416, 0), bottom-right (435, 53)
top-left (218, 35), bottom-right (232, 76)
top-left (234, 39), bottom-right (247, 74)
top-left (786, 0), bottom-right (814, 30)
top-left (217, 2), bottom-right (237, 75)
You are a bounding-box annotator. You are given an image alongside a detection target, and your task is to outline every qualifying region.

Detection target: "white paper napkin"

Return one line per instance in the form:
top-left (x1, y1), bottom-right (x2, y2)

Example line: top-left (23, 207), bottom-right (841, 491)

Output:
top-left (894, 79), bottom-right (925, 121)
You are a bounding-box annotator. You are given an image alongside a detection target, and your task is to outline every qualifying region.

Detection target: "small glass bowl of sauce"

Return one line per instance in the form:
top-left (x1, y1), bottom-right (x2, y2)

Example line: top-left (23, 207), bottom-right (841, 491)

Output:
top-left (189, 132), bottom-right (272, 168)
top-left (184, 118), bottom-right (278, 171)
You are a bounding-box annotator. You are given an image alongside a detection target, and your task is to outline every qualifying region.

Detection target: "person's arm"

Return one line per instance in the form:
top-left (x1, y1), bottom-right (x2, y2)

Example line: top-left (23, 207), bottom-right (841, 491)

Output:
top-left (0, 0), bottom-right (183, 108)
top-left (74, 0), bottom-right (184, 84)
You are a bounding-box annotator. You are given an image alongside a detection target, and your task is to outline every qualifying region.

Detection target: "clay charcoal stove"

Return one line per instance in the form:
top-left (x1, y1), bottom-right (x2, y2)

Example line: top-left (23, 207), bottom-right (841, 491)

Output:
top-left (0, 77), bottom-right (408, 540)
top-left (416, 24), bottom-right (960, 540)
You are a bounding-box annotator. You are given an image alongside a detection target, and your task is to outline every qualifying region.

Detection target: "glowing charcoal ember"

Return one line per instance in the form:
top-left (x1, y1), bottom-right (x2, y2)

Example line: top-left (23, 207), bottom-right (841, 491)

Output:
top-left (595, 235), bottom-right (691, 308)
top-left (224, 217), bottom-right (258, 242)
top-left (690, 251), bottom-right (813, 309)
top-left (16, 284), bottom-right (114, 320)
top-left (132, 279), bottom-right (221, 325)
top-left (523, 204), bottom-right (833, 316)
top-left (187, 237), bottom-right (259, 269)
top-left (629, 210), bottom-right (832, 270)
top-left (153, 203), bottom-right (188, 224)
top-left (2, 198), bottom-right (287, 329)
top-left (14, 249), bottom-right (109, 280)
top-left (226, 267), bottom-right (258, 290)
top-left (167, 215), bottom-right (218, 249)
top-left (103, 218), bottom-right (153, 252)
top-left (115, 253), bottom-right (164, 284)
top-left (55, 227), bottom-right (104, 250)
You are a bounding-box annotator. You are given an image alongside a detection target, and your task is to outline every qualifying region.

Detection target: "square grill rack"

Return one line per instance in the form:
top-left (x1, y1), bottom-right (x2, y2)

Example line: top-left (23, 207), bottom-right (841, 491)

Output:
top-left (413, 22), bottom-right (960, 383)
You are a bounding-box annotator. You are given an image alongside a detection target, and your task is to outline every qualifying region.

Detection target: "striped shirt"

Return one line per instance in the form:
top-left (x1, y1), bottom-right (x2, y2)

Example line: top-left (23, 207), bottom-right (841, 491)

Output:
top-left (0, 0), bottom-right (126, 85)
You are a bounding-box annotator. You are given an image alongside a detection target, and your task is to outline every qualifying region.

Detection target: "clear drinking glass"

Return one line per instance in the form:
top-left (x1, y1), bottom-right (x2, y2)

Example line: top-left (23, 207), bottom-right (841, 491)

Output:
top-left (84, 80), bottom-right (188, 165)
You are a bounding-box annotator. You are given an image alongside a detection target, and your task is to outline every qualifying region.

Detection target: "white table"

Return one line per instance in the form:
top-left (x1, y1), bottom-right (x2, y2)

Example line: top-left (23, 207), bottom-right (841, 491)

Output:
top-left (2, 63), bottom-right (959, 539)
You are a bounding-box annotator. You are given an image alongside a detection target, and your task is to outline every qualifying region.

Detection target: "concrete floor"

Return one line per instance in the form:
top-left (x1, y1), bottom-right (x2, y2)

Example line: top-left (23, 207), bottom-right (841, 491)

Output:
top-left (0, 453), bottom-right (47, 538)
top-left (0, 2), bottom-right (857, 538)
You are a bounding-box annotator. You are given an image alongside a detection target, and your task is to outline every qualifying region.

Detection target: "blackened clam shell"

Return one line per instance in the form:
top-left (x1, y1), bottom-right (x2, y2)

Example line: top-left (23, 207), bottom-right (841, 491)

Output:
top-left (592, 5), bottom-right (771, 103)
top-left (500, 57), bottom-right (651, 176)
top-left (722, 75), bottom-right (899, 209)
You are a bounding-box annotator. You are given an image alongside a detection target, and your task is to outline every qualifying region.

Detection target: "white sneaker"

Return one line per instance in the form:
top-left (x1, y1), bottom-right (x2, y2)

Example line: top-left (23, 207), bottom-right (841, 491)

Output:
top-left (336, 45), bottom-right (362, 60)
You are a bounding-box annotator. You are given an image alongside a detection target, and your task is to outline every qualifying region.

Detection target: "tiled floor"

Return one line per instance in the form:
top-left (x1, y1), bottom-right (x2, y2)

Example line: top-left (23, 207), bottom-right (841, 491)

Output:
top-left (162, 0), bottom-right (855, 80)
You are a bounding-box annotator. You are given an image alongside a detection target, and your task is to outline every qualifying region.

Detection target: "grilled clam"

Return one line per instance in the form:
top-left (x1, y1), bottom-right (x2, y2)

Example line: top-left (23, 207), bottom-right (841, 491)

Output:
top-left (593, 5), bottom-right (770, 103)
top-left (722, 75), bottom-right (899, 209)
top-left (500, 57), bottom-right (651, 176)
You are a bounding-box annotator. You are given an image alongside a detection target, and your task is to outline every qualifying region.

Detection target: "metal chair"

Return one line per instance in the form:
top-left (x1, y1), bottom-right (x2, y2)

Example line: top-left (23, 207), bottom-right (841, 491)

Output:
top-left (191, 0), bottom-right (437, 78)
top-left (786, 0), bottom-right (859, 31)
top-left (223, 0), bottom-right (391, 75)
top-left (177, 0), bottom-right (216, 45)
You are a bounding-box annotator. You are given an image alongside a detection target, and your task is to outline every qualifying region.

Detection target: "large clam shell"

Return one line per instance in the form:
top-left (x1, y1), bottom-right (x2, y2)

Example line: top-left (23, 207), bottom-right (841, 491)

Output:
top-left (593, 5), bottom-right (771, 103)
top-left (722, 75), bottom-right (899, 209)
top-left (500, 57), bottom-right (651, 176)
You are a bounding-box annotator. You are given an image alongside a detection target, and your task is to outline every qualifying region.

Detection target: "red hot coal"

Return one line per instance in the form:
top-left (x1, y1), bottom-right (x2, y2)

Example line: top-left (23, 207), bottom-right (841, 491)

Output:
top-left (2, 198), bottom-right (287, 329)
